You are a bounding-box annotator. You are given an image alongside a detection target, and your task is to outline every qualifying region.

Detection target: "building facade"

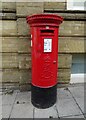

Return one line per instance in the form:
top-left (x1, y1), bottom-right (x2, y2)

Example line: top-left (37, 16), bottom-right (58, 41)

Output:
top-left (0, 0), bottom-right (86, 90)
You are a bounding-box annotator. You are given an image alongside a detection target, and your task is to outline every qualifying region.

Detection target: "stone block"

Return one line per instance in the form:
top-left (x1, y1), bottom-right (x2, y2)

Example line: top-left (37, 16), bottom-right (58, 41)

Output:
top-left (44, 2), bottom-right (66, 10)
top-left (16, 2), bottom-right (43, 17)
top-left (0, 20), bottom-right (17, 36)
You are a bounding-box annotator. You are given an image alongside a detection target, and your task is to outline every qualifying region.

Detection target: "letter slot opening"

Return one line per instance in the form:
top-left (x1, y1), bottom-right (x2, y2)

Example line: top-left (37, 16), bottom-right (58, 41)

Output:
top-left (41, 30), bottom-right (54, 34)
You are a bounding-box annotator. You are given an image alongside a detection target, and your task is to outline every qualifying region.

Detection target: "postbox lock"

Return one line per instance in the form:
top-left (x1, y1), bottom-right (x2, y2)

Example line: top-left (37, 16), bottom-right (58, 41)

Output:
top-left (53, 61), bottom-right (56, 64)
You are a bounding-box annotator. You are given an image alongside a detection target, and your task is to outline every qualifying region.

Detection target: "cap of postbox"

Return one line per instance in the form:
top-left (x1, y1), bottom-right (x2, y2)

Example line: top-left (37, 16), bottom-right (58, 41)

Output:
top-left (26, 14), bottom-right (63, 27)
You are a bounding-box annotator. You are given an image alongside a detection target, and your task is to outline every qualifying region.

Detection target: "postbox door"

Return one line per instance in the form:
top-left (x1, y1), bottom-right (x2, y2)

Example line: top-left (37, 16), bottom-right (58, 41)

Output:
top-left (32, 28), bottom-right (58, 88)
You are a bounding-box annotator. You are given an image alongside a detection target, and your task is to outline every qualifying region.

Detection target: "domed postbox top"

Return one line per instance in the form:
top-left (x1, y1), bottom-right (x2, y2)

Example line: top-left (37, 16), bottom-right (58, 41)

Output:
top-left (26, 14), bottom-right (63, 27)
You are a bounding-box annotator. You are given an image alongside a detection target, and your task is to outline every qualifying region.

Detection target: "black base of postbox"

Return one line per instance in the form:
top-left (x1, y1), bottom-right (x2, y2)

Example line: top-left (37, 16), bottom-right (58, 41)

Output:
top-left (31, 84), bottom-right (57, 109)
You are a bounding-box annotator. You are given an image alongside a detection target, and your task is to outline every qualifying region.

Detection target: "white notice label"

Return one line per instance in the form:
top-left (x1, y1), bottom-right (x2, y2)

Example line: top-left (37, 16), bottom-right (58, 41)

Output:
top-left (44, 38), bottom-right (52, 52)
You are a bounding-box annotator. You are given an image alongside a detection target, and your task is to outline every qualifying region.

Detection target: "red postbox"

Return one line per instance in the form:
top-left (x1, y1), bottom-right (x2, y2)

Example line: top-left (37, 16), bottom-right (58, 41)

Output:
top-left (26, 14), bottom-right (63, 108)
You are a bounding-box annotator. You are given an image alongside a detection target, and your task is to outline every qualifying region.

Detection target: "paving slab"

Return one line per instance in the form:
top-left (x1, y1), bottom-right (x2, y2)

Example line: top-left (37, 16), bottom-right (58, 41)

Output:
top-left (2, 104), bottom-right (12, 118)
top-left (57, 88), bottom-right (72, 99)
top-left (34, 104), bottom-right (58, 118)
top-left (10, 103), bottom-right (34, 118)
top-left (2, 92), bottom-right (17, 105)
top-left (68, 85), bottom-right (84, 98)
top-left (15, 91), bottom-right (31, 104)
top-left (56, 97), bottom-right (82, 117)
top-left (75, 97), bottom-right (85, 114)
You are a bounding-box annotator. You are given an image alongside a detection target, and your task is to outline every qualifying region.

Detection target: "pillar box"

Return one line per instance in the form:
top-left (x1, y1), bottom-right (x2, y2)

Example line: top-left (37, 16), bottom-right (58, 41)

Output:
top-left (26, 14), bottom-right (63, 109)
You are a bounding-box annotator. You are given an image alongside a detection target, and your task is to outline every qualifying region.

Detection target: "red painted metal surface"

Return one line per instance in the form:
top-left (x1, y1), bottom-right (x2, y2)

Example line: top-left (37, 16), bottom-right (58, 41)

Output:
top-left (26, 14), bottom-right (63, 88)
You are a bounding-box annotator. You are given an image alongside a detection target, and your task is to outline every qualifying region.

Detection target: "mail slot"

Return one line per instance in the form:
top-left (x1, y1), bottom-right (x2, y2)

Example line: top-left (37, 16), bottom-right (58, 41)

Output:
top-left (41, 29), bottom-right (54, 33)
top-left (26, 14), bottom-right (63, 108)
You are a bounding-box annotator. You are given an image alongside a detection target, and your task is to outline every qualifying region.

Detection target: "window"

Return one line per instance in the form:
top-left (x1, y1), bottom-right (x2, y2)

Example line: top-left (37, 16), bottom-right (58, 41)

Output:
top-left (70, 54), bottom-right (86, 83)
top-left (67, 0), bottom-right (86, 10)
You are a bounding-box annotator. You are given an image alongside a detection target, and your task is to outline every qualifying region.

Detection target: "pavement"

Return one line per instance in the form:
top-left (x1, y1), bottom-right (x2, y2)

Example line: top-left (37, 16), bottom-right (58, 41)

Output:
top-left (0, 83), bottom-right (86, 119)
